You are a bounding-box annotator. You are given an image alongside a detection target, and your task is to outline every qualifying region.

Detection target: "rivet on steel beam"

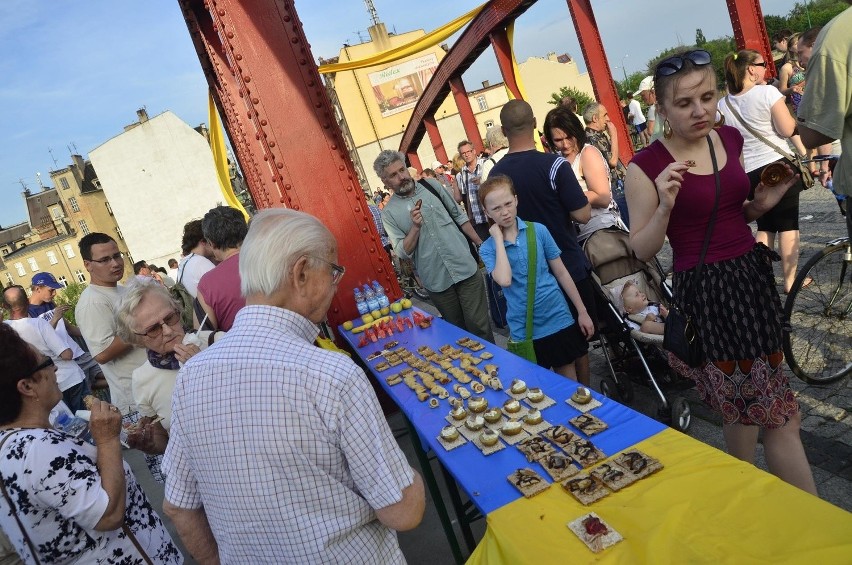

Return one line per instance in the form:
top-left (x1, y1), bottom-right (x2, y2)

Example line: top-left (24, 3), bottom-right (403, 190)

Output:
top-left (338, 165), bottom-right (345, 171)
top-left (314, 101), bottom-right (322, 108)
top-left (283, 15), bottom-right (291, 22)
top-left (280, 196), bottom-right (286, 203)
top-left (235, 54), bottom-right (243, 60)
top-left (299, 59), bottom-right (306, 65)
top-left (330, 144), bottom-right (337, 150)
top-left (255, 133), bottom-right (260, 139)
top-left (268, 141), bottom-right (276, 147)
top-left (285, 184), bottom-right (292, 190)
top-left (260, 119), bottom-right (267, 126)
top-left (263, 155), bottom-right (268, 161)
top-left (218, 9), bottom-right (225, 16)
top-left (243, 76), bottom-right (251, 83)
top-left (251, 98), bottom-right (259, 104)
top-left (226, 32), bottom-right (234, 39)
top-left (291, 37), bottom-right (299, 44)
top-left (323, 123), bottom-right (330, 129)
top-left (293, 205), bottom-right (300, 210)
top-left (354, 206), bottom-right (361, 213)
top-left (346, 186), bottom-right (353, 191)
top-left (347, 175), bottom-right (353, 180)
top-left (277, 163), bottom-right (283, 169)
top-left (307, 80), bottom-right (315, 87)
top-left (361, 227), bottom-right (368, 233)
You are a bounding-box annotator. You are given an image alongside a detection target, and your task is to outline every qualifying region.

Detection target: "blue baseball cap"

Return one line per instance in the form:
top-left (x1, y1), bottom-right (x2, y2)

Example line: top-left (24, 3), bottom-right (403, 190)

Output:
top-left (31, 272), bottom-right (63, 289)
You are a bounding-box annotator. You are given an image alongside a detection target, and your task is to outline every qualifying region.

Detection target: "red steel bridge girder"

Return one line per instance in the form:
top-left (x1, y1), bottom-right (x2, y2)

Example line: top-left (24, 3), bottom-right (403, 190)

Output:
top-left (178, 0), bottom-right (401, 330)
top-left (490, 27), bottom-right (523, 101)
top-left (726, 0), bottom-right (777, 80)
top-left (566, 0), bottom-right (633, 165)
top-left (450, 77), bottom-right (486, 155)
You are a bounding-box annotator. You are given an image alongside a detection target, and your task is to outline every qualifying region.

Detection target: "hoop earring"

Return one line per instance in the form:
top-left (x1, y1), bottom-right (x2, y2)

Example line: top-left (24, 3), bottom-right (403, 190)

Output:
top-left (714, 110), bottom-right (725, 128)
top-left (663, 119), bottom-right (673, 140)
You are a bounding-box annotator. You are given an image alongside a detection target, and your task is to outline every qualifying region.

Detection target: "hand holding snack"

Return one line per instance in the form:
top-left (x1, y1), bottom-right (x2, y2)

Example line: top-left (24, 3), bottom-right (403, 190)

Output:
top-left (754, 163), bottom-right (797, 213)
top-left (410, 199), bottom-right (423, 227)
top-left (126, 416), bottom-right (169, 454)
top-left (84, 395), bottom-right (122, 444)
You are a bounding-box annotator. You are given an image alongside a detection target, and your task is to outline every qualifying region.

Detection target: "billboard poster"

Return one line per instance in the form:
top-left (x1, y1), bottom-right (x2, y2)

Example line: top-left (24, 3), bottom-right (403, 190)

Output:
top-left (368, 53), bottom-right (438, 117)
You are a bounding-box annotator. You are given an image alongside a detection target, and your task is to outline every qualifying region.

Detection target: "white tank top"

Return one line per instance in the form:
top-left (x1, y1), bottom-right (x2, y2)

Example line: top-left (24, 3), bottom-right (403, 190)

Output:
top-left (572, 144), bottom-right (623, 241)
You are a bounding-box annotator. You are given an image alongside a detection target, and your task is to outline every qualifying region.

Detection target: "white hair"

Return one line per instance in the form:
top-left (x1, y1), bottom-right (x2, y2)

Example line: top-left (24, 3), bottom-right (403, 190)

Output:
top-left (114, 277), bottom-right (179, 346)
top-left (240, 208), bottom-right (335, 298)
top-left (373, 149), bottom-right (406, 180)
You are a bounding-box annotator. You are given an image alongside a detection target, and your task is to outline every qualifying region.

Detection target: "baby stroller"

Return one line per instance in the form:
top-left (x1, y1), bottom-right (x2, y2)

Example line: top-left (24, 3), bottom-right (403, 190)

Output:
top-left (583, 227), bottom-right (693, 431)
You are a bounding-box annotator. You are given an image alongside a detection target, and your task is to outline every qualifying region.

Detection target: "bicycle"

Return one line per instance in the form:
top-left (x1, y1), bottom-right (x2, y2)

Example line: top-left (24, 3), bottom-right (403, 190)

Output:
top-left (782, 156), bottom-right (851, 384)
top-left (394, 255), bottom-right (430, 301)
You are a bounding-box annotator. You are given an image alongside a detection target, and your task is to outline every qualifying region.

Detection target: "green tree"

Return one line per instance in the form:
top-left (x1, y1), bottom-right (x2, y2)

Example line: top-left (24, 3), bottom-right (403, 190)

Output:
top-left (547, 86), bottom-right (595, 112)
top-left (54, 282), bottom-right (87, 326)
top-left (695, 28), bottom-right (707, 47)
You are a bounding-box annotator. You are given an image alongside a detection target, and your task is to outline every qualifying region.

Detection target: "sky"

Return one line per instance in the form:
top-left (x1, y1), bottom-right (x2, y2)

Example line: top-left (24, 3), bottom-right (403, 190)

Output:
top-left (1, 0), bottom-right (802, 227)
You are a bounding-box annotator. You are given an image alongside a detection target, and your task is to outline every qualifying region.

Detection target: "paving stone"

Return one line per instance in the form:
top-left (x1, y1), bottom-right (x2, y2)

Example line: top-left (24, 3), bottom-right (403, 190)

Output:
top-left (816, 477), bottom-right (852, 513)
top-left (811, 420), bottom-right (851, 439)
top-left (800, 415), bottom-right (825, 433)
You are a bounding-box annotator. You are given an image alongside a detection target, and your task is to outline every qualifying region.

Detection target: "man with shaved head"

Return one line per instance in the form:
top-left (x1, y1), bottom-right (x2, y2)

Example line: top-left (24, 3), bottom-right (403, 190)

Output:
top-left (490, 99), bottom-right (599, 387)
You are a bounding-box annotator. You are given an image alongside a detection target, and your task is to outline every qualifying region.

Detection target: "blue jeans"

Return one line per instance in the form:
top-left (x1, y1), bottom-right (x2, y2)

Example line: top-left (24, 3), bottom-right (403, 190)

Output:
top-left (62, 380), bottom-right (91, 413)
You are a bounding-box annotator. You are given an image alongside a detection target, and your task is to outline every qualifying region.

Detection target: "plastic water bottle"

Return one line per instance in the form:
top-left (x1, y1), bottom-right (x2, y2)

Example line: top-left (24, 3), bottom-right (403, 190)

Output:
top-left (54, 412), bottom-right (94, 444)
top-left (373, 280), bottom-right (390, 309)
top-left (354, 286), bottom-right (368, 315)
top-left (363, 284), bottom-right (380, 312)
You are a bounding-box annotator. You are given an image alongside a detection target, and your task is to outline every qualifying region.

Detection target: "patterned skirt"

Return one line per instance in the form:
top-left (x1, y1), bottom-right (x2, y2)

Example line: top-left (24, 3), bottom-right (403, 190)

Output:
top-left (668, 243), bottom-right (799, 428)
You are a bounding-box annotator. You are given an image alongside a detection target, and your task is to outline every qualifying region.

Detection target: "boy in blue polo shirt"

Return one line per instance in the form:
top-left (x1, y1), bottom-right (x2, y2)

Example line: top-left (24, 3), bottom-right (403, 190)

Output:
top-left (478, 175), bottom-right (594, 379)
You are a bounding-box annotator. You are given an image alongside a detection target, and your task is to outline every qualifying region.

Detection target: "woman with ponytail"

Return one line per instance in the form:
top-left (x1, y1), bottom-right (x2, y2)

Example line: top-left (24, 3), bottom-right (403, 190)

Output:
top-left (718, 49), bottom-right (807, 293)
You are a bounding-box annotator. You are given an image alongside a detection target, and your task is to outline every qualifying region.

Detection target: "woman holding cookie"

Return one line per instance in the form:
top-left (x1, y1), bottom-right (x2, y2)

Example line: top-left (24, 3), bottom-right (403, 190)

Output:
top-left (0, 323), bottom-right (180, 563)
top-left (719, 48), bottom-right (808, 294)
top-left (625, 49), bottom-right (816, 494)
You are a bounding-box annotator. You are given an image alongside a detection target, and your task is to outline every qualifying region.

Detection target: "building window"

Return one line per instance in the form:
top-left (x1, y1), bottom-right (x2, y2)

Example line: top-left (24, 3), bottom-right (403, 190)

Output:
top-left (476, 95), bottom-right (488, 112)
top-left (27, 257), bottom-right (39, 272)
top-left (69, 197), bottom-right (80, 212)
top-left (484, 120), bottom-right (495, 129)
top-left (14, 263), bottom-right (25, 276)
top-left (105, 202), bottom-right (113, 216)
top-left (60, 177), bottom-right (70, 190)
top-left (46, 250), bottom-right (58, 265)
top-left (51, 206), bottom-right (63, 219)
top-left (1, 248), bottom-right (8, 256)
top-left (115, 226), bottom-right (124, 240)
top-left (75, 270), bottom-right (86, 283)
top-left (63, 244), bottom-right (75, 258)
top-left (79, 220), bottom-right (90, 235)
top-left (5, 273), bottom-right (13, 286)
top-left (57, 275), bottom-right (68, 287)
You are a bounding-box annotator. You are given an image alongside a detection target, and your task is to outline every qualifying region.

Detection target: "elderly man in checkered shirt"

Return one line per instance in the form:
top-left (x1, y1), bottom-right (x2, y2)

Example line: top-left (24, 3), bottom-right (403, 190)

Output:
top-left (162, 209), bottom-right (425, 563)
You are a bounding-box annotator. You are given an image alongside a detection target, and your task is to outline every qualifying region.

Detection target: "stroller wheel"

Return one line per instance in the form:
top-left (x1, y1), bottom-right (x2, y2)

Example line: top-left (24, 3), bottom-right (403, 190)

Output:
top-left (615, 372), bottom-right (634, 404)
top-left (670, 397), bottom-right (691, 432)
top-left (599, 376), bottom-right (621, 402)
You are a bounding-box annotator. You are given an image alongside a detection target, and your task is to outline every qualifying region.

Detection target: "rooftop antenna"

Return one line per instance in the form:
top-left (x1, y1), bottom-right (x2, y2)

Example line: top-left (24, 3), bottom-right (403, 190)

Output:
top-left (18, 179), bottom-right (29, 190)
top-left (70, 141), bottom-right (79, 155)
top-left (363, 0), bottom-right (380, 26)
top-left (36, 172), bottom-right (45, 190)
top-left (353, 29), bottom-right (367, 43)
top-left (47, 147), bottom-right (59, 168)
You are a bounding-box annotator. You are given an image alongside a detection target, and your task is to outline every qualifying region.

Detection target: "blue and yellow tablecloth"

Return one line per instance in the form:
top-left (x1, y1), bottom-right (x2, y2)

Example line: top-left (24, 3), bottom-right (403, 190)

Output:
top-left (339, 309), bottom-right (852, 562)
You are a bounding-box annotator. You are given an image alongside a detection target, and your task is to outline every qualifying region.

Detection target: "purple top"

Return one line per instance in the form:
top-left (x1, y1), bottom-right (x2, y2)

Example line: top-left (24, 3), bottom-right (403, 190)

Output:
top-left (197, 253), bottom-right (245, 331)
top-left (631, 126), bottom-right (755, 272)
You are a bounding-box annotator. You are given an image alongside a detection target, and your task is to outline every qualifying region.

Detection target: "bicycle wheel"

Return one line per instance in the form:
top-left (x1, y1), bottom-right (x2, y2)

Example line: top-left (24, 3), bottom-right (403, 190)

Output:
top-left (783, 240), bottom-right (852, 384)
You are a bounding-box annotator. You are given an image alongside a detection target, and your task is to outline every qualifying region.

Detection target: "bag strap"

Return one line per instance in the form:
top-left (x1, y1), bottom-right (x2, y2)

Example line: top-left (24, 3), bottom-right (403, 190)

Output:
top-left (122, 524), bottom-right (154, 565)
top-left (523, 221), bottom-right (537, 341)
top-left (176, 253), bottom-right (193, 285)
top-left (686, 135), bottom-right (723, 297)
top-left (723, 96), bottom-right (798, 162)
top-left (417, 179), bottom-right (478, 252)
top-left (0, 431), bottom-right (42, 565)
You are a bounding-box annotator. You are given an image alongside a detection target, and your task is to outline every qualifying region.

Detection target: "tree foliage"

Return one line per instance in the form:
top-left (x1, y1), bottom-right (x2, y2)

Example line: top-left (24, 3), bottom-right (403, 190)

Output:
top-left (695, 28), bottom-right (707, 47)
top-left (548, 86), bottom-right (595, 112)
top-left (766, 0), bottom-right (848, 39)
top-left (55, 282), bottom-right (87, 326)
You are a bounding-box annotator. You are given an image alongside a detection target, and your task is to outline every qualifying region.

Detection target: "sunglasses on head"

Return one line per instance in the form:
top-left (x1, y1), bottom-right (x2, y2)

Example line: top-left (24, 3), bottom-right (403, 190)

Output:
top-left (655, 50), bottom-right (712, 78)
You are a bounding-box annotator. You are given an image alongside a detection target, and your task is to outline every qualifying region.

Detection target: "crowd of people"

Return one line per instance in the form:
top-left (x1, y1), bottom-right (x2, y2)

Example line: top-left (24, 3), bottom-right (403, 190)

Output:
top-left (0, 4), bottom-right (848, 562)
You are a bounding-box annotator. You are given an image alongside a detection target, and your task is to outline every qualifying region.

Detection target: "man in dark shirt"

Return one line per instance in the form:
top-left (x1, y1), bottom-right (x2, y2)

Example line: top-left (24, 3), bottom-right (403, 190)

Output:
top-left (491, 99), bottom-right (597, 387)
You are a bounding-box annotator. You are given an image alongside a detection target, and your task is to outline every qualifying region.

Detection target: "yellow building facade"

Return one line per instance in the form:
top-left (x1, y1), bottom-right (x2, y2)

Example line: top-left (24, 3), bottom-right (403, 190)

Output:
top-left (0, 155), bottom-right (132, 291)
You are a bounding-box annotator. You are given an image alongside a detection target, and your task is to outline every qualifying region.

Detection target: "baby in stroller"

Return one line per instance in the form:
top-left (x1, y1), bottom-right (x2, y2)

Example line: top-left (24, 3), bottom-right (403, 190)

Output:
top-left (620, 280), bottom-right (668, 335)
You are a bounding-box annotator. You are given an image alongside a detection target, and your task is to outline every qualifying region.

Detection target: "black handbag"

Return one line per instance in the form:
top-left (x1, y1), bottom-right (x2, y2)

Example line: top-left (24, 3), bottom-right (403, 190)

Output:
top-left (663, 135), bottom-right (721, 368)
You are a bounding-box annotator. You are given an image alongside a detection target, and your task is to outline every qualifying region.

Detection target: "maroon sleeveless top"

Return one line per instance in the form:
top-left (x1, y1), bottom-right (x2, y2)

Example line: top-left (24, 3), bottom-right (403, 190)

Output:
top-left (631, 126), bottom-right (755, 272)
top-left (196, 253), bottom-right (245, 331)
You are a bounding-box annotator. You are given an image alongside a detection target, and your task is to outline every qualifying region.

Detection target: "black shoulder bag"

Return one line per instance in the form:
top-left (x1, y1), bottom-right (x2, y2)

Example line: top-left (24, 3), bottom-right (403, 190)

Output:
top-left (417, 180), bottom-right (480, 261)
top-left (663, 135), bottom-right (721, 368)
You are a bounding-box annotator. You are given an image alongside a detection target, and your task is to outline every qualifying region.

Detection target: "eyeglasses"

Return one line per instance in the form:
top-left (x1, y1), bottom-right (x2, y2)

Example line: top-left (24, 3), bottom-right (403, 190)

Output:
top-left (27, 357), bottom-right (55, 378)
top-left (655, 50), bottom-right (712, 78)
top-left (309, 256), bottom-right (346, 284)
top-left (88, 252), bottom-right (125, 264)
top-left (133, 310), bottom-right (182, 338)
top-left (750, 61), bottom-right (767, 68)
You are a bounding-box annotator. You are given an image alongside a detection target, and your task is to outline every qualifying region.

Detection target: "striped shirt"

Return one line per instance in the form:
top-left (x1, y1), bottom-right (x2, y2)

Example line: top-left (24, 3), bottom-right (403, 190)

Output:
top-left (163, 305), bottom-right (413, 564)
